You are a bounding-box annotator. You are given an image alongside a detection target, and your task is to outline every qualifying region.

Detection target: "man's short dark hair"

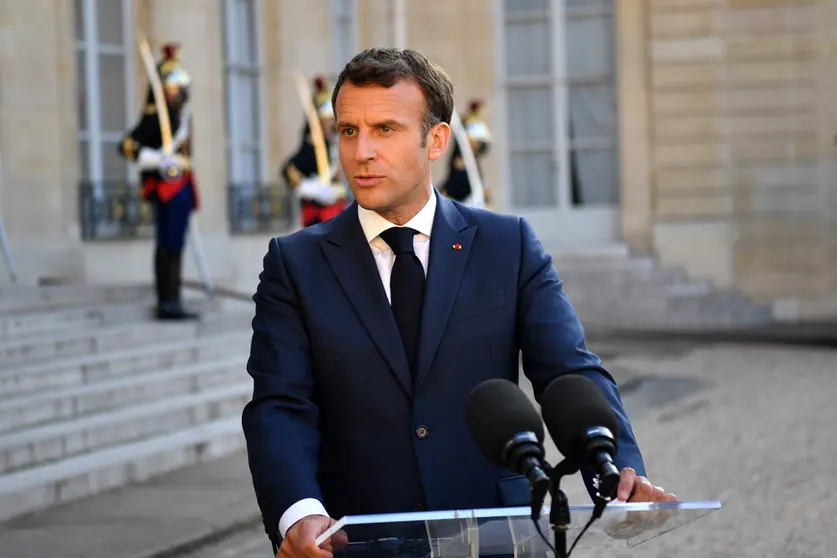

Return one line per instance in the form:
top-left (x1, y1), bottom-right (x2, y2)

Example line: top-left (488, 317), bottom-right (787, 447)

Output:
top-left (332, 48), bottom-right (455, 145)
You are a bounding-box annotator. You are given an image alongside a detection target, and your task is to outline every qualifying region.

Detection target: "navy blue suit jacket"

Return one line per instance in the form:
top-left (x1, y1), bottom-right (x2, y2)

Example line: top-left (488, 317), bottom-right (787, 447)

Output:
top-left (243, 191), bottom-right (646, 540)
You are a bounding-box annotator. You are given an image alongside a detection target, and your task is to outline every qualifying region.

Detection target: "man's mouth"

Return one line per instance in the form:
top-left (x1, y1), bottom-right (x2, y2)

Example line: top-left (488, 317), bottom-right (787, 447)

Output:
top-left (354, 175), bottom-right (384, 187)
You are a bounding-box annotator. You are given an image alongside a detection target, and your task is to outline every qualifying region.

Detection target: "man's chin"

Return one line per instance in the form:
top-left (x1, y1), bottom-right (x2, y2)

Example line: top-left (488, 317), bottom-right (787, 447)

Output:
top-left (353, 190), bottom-right (389, 212)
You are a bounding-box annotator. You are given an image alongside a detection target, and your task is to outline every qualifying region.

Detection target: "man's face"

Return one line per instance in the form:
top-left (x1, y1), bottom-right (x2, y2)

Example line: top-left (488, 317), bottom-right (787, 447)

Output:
top-left (335, 80), bottom-right (449, 215)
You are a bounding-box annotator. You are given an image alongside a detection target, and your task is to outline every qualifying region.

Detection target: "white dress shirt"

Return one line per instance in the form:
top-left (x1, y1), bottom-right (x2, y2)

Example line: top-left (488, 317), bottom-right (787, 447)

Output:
top-left (277, 192), bottom-right (438, 538)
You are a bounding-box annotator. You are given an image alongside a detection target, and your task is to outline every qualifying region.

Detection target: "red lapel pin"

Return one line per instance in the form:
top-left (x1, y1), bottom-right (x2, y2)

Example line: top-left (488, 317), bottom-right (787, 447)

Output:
top-left (452, 243), bottom-right (462, 250)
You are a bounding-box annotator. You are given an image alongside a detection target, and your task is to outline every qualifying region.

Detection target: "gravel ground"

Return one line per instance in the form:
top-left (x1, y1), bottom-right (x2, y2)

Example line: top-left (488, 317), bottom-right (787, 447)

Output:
top-left (565, 343), bottom-right (837, 558)
top-left (181, 342), bottom-right (837, 557)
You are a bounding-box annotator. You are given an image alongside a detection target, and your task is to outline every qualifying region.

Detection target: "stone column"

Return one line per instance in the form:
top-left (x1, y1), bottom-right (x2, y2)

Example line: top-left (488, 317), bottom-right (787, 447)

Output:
top-left (0, 0), bottom-right (84, 285)
top-left (615, 0), bottom-right (654, 253)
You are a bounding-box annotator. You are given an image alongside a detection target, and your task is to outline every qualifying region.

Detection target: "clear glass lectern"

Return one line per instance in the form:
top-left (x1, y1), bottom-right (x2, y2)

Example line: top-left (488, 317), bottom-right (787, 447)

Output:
top-left (316, 501), bottom-right (721, 557)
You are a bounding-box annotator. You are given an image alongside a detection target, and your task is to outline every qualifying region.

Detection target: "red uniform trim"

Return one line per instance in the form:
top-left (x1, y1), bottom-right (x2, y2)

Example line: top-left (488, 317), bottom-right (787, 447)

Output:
top-left (301, 201), bottom-right (343, 227)
top-left (142, 170), bottom-right (200, 210)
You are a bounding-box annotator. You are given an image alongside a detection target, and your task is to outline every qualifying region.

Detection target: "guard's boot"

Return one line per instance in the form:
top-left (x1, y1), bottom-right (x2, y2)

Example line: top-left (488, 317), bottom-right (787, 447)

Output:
top-left (160, 248), bottom-right (199, 320)
top-left (154, 247), bottom-right (172, 319)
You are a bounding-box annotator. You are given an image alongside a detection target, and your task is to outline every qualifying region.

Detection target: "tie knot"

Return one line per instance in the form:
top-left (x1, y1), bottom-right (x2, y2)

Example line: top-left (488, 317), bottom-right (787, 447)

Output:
top-left (380, 227), bottom-right (418, 255)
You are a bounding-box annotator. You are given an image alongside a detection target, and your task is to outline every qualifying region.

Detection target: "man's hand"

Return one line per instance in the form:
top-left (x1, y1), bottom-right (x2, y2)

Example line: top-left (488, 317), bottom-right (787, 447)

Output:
top-left (615, 467), bottom-right (677, 503)
top-left (278, 515), bottom-right (348, 558)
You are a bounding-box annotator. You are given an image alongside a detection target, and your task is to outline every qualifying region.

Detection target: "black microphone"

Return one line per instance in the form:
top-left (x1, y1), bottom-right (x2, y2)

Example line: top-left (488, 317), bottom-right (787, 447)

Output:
top-left (540, 375), bottom-right (621, 501)
top-left (465, 379), bottom-right (551, 519)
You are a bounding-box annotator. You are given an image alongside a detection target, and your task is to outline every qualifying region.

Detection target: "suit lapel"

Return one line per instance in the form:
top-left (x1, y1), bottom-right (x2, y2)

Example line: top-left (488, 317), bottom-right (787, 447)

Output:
top-left (415, 193), bottom-right (477, 391)
top-left (320, 205), bottom-right (413, 397)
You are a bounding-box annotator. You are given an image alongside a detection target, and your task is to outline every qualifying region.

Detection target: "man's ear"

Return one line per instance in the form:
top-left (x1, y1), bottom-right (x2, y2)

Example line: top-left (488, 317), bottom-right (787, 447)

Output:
top-left (428, 122), bottom-right (451, 162)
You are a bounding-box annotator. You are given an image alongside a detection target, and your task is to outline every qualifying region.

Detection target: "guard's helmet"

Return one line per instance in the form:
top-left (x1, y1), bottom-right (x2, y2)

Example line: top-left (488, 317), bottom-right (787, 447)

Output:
top-left (151, 42), bottom-right (191, 108)
top-left (464, 99), bottom-right (492, 143)
top-left (313, 76), bottom-right (334, 120)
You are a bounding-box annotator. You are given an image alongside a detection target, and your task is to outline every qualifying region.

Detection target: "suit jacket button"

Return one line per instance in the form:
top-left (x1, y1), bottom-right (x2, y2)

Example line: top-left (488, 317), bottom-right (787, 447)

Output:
top-left (415, 504), bottom-right (425, 511)
top-left (415, 425), bottom-right (429, 439)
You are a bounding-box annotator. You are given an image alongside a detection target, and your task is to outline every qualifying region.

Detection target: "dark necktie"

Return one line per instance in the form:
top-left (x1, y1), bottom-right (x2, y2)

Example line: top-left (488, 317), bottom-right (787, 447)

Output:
top-left (379, 227), bottom-right (426, 375)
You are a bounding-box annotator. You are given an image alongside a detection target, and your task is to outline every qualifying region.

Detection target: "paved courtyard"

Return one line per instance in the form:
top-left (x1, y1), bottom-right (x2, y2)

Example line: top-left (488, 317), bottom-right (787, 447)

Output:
top-left (177, 341), bottom-right (837, 557)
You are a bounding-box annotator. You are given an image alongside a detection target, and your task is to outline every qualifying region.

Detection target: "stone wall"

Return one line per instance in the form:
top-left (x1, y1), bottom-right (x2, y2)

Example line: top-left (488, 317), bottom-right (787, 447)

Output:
top-left (0, 0), bottom-right (85, 284)
top-left (634, 0), bottom-right (837, 317)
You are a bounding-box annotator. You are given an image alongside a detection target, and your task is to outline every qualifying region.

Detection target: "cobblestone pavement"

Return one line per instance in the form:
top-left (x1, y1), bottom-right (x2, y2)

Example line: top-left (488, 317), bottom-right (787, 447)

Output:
top-left (179, 342), bottom-right (837, 557)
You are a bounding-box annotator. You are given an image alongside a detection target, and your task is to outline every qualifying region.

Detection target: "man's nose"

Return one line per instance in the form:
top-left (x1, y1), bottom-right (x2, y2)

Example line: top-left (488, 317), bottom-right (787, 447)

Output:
top-left (353, 131), bottom-right (376, 163)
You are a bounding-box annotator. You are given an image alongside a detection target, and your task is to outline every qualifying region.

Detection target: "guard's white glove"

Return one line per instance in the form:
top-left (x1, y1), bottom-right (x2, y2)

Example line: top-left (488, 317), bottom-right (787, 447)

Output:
top-left (137, 148), bottom-right (189, 178)
top-left (297, 178), bottom-right (346, 205)
top-left (137, 147), bottom-right (163, 170)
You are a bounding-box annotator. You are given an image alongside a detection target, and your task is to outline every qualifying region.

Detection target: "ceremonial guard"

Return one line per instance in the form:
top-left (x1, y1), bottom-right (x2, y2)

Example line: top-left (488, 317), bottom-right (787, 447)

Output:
top-left (280, 76), bottom-right (348, 228)
top-left (440, 99), bottom-right (493, 205)
top-left (118, 43), bottom-right (199, 320)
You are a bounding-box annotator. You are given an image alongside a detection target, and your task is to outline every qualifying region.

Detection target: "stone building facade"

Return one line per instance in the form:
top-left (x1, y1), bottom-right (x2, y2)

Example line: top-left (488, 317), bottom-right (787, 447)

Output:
top-left (0, 0), bottom-right (834, 318)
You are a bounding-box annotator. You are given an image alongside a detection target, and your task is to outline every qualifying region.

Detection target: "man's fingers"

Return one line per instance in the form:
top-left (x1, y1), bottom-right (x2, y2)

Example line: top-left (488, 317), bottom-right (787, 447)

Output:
top-left (304, 544), bottom-right (333, 558)
top-left (330, 528), bottom-right (349, 550)
top-left (651, 485), bottom-right (667, 502)
top-left (628, 476), bottom-right (654, 502)
top-left (617, 467), bottom-right (636, 501)
top-left (665, 492), bottom-right (678, 502)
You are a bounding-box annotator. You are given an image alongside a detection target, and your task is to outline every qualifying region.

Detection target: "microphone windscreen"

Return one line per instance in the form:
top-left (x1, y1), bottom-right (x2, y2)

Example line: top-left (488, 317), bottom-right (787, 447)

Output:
top-left (465, 379), bottom-right (545, 468)
top-left (540, 375), bottom-right (619, 461)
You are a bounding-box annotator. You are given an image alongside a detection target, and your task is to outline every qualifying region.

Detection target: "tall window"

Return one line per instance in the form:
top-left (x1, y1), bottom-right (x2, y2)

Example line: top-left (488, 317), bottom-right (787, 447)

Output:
top-left (502, 0), bottom-right (618, 209)
top-left (331, 0), bottom-right (358, 80)
top-left (223, 0), bottom-right (265, 183)
top-left (74, 0), bottom-right (135, 185)
top-left (565, 0), bottom-right (618, 206)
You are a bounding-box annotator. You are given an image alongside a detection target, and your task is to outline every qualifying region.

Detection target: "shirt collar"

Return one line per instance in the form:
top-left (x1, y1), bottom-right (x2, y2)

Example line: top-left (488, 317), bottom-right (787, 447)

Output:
top-left (357, 190), bottom-right (437, 244)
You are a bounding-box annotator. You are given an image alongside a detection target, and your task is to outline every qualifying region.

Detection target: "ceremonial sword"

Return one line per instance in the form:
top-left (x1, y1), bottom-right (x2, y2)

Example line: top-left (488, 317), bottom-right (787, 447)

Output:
top-left (449, 108), bottom-right (487, 209)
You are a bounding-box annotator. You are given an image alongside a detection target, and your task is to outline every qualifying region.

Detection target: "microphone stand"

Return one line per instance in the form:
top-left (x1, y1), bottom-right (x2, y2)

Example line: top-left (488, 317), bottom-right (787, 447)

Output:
top-left (547, 458), bottom-right (579, 558)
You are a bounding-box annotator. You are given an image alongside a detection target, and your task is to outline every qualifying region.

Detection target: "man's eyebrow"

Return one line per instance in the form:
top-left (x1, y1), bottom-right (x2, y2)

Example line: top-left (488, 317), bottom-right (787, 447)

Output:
top-left (372, 119), bottom-right (402, 127)
top-left (336, 119), bottom-right (405, 129)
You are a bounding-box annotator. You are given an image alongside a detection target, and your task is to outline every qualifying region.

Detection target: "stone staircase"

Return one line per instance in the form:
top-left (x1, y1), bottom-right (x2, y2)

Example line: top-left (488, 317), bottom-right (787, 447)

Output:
top-left (549, 245), bottom-right (776, 330)
top-left (0, 285), bottom-right (255, 523)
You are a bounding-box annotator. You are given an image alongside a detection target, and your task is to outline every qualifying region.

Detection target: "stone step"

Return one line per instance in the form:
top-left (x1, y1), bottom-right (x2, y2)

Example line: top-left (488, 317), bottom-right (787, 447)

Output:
top-left (0, 382), bottom-right (251, 474)
top-left (580, 302), bottom-right (774, 329)
top-left (0, 331), bottom-right (251, 400)
top-left (0, 356), bottom-right (248, 434)
top-left (558, 267), bottom-right (695, 289)
top-left (0, 316), bottom-right (222, 369)
top-left (0, 297), bottom-right (222, 342)
top-left (0, 284), bottom-right (154, 314)
top-left (554, 256), bottom-right (656, 274)
top-left (0, 416), bottom-right (244, 523)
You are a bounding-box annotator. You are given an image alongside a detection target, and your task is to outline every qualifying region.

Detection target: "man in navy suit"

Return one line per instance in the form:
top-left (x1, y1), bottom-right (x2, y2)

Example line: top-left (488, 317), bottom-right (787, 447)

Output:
top-left (243, 47), bottom-right (675, 558)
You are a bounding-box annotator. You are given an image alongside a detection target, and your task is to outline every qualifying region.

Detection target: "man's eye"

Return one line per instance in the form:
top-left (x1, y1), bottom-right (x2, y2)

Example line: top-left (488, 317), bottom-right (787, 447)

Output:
top-left (380, 125), bottom-right (392, 133)
top-left (342, 129), bottom-right (355, 136)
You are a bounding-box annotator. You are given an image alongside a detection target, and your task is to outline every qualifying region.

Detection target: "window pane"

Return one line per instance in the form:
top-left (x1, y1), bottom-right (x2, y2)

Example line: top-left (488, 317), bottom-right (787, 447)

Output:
top-left (102, 140), bottom-right (128, 180)
top-left (235, 0), bottom-right (257, 64)
top-left (511, 152), bottom-right (556, 208)
top-left (241, 148), bottom-right (260, 182)
top-left (570, 147), bottom-right (619, 206)
top-left (76, 50), bottom-right (88, 131)
top-left (96, 0), bottom-right (124, 45)
top-left (565, 13), bottom-right (615, 79)
top-left (507, 86), bottom-right (553, 145)
top-left (250, 75), bottom-right (261, 143)
top-left (98, 53), bottom-right (127, 132)
top-left (505, 0), bottom-right (548, 12)
top-left (567, 83), bottom-right (617, 141)
top-left (229, 147), bottom-right (260, 183)
top-left (506, 19), bottom-right (550, 77)
top-left (225, 0), bottom-right (263, 183)
top-left (232, 73), bottom-right (256, 142)
top-left (74, 0), bottom-right (85, 40)
top-left (332, 0), bottom-right (357, 75)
